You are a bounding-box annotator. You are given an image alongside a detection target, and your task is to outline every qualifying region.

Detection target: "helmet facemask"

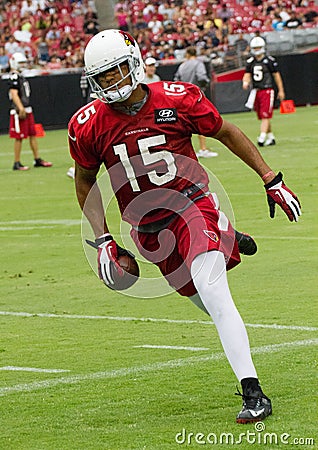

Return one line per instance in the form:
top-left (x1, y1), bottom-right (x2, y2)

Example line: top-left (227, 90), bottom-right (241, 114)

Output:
top-left (251, 47), bottom-right (265, 56)
top-left (84, 29), bottom-right (145, 104)
top-left (250, 37), bottom-right (266, 57)
top-left (86, 55), bottom-right (141, 104)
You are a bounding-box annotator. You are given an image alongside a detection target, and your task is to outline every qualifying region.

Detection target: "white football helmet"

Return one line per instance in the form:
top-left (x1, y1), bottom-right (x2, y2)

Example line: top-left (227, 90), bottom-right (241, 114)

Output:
top-left (250, 37), bottom-right (266, 56)
top-left (9, 52), bottom-right (27, 71)
top-left (84, 29), bottom-right (145, 103)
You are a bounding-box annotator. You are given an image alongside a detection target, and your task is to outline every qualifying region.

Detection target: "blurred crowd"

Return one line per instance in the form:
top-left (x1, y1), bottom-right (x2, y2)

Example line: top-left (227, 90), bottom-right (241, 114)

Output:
top-left (0, 0), bottom-right (100, 73)
top-left (115, 0), bottom-right (318, 69)
top-left (0, 0), bottom-right (317, 75)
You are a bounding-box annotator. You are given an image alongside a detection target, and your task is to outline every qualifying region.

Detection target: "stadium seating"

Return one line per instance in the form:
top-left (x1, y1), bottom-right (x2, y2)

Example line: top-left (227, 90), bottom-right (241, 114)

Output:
top-left (0, 0), bottom-right (317, 74)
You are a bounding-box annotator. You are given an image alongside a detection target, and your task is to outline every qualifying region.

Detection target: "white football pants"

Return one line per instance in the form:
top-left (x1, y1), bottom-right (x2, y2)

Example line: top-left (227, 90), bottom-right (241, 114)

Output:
top-left (190, 250), bottom-right (257, 381)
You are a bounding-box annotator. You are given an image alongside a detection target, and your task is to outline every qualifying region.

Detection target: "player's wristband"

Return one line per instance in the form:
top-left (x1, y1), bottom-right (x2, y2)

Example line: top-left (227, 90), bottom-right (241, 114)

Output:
top-left (264, 172), bottom-right (283, 189)
top-left (261, 171), bottom-right (275, 181)
top-left (95, 233), bottom-right (113, 246)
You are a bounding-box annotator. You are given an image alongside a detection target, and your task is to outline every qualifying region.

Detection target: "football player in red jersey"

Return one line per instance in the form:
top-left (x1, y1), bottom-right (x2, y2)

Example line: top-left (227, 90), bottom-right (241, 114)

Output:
top-left (68, 30), bottom-right (301, 423)
top-left (8, 52), bottom-right (52, 171)
top-left (242, 37), bottom-right (286, 147)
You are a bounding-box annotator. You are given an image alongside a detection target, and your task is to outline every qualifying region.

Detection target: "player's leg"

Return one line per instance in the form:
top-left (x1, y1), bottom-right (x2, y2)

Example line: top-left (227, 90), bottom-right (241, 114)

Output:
top-left (254, 91), bottom-right (266, 146)
top-left (191, 250), bottom-right (256, 380)
top-left (14, 138), bottom-right (22, 162)
top-left (10, 112), bottom-right (29, 171)
top-left (191, 250), bottom-right (272, 422)
top-left (258, 118), bottom-right (270, 146)
top-left (30, 135), bottom-right (52, 167)
top-left (29, 135), bottom-right (39, 159)
top-left (264, 120), bottom-right (276, 146)
top-left (197, 135), bottom-right (218, 158)
top-left (28, 113), bottom-right (52, 167)
top-left (13, 138), bottom-right (29, 171)
top-left (260, 89), bottom-right (276, 146)
top-left (171, 198), bottom-right (271, 422)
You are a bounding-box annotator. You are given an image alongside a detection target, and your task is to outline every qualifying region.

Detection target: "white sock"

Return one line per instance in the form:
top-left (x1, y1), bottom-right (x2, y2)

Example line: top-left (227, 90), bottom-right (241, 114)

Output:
top-left (190, 251), bottom-right (257, 381)
top-left (259, 132), bottom-right (266, 142)
top-left (267, 132), bottom-right (274, 140)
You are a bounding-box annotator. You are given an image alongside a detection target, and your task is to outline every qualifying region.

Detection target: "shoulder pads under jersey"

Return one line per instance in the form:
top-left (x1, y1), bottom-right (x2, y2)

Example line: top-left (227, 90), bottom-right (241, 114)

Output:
top-left (10, 72), bottom-right (19, 81)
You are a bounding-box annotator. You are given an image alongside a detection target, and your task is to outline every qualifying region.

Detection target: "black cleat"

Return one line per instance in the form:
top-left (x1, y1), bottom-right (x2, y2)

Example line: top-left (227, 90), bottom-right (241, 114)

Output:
top-left (257, 140), bottom-right (265, 147)
top-left (13, 161), bottom-right (29, 171)
top-left (236, 385), bottom-right (272, 424)
top-left (265, 139), bottom-right (276, 146)
top-left (235, 231), bottom-right (257, 256)
top-left (34, 158), bottom-right (52, 167)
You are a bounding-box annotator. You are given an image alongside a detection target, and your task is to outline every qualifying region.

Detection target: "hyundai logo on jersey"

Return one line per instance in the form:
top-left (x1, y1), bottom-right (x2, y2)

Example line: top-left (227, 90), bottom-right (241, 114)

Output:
top-left (155, 108), bottom-right (178, 123)
top-left (159, 109), bottom-right (174, 118)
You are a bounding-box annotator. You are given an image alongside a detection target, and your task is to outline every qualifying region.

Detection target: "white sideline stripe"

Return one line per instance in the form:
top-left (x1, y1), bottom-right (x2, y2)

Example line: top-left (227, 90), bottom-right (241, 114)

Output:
top-left (134, 345), bottom-right (210, 351)
top-left (0, 226), bottom-right (58, 231)
top-left (253, 236), bottom-right (318, 241)
top-left (0, 219), bottom-right (81, 230)
top-left (0, 339), bottom-right (316, 396)
top-left (0, 366), bottom-right (70, 373)
top-left (0, 219), bottom-right (81, 225)
top-left (0, 149), bottom-right (65, 157)
top-left (229, 192), bottom-right (317, 197)
top-left (0, 311), bottom-right (317, 332)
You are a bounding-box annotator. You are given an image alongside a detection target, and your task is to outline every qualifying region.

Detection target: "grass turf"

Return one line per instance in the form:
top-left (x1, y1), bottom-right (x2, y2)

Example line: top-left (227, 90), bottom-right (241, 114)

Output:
top-left (0, 105), bottom-right (317, 449)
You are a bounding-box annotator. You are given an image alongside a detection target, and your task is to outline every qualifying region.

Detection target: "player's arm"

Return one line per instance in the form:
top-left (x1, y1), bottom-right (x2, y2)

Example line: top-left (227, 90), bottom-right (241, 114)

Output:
top-left (74, 161), bottom-right (129, 286)
top-left (74, 161), bottom-right (109, 237)
top-left (213, 120), bottom-right (301, 221)
top-left (9, 88), bottom-right (26, 119)
top-left (273, 72), bottom-right (285, 101)
top-left (242, 73), bottom-right (251, 90)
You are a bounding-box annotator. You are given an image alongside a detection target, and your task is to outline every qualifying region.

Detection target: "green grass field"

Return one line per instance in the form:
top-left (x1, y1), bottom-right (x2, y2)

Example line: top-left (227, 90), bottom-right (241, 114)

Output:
top-left (0, 106), bottom-right (317, 449)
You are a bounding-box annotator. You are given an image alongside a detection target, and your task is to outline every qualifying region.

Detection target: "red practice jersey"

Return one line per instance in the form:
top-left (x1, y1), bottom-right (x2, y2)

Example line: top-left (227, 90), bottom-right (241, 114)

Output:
top-left (68, 81), bottom-right (223, 226)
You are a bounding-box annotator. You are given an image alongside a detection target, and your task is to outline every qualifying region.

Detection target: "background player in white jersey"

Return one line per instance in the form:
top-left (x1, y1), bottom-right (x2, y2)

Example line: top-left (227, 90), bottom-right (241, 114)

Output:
top-left (242, 37), bottom-right (286, 147)
top-left (68, 30), bottom-right (301, 423)
top-left (8, 52), bottom-right (52, 171)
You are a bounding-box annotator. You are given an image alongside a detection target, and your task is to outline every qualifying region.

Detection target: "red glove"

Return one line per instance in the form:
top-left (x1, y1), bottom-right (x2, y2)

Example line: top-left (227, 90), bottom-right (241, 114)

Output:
top-left (264, 172), bottom-right (301, 222)
top-left (95, 233), bottom-right (124, 286)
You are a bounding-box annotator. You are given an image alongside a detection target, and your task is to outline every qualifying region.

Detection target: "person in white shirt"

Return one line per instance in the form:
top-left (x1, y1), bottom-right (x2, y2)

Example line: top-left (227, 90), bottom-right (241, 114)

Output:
top-left (143, 57), bottom-right (161, 84)
top-left (174, 47), bottom-right (218, 158)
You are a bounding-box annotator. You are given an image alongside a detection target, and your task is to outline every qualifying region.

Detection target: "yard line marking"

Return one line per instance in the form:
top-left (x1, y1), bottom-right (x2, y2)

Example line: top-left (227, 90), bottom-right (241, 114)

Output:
top-left (0, 219), bottom-right (81, 226)
top-left (0, 219), bottom-right (81, 231)
top-left (134, 345), bottom-right (210, 351)
top-left (0, 366), bottom-right (70, 373)
top-left (0, 339), bottom-right (317, 396)
top-left (0, 311), bottom-right (317, 332)
top-left (0, 148), bottom-right (66, 157)
top-left (0, 226), bottom-right (58, 231)
top-left (251, 236), bottom-right (318, 241)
